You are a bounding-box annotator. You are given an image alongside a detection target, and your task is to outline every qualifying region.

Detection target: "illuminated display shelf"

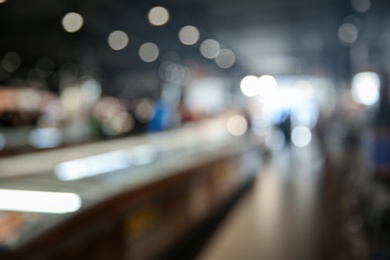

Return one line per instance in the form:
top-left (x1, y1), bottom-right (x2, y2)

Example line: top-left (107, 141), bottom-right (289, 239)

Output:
top-left (0, 118), bottom-right (260, 259)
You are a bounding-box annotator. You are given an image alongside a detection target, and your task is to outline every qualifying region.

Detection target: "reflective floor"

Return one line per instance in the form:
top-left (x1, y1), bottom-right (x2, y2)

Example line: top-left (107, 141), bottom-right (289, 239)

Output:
top-left (198, 144), bottom-right (327, 260)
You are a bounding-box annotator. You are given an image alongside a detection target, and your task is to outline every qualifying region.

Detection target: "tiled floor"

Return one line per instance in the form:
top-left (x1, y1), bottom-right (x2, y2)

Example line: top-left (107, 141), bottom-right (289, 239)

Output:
top-left (198, 145), bottom-right (326, 260)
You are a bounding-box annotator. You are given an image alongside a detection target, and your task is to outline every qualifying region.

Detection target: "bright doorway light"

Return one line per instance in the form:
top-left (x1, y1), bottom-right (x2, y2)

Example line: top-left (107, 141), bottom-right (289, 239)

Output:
top-left (351, 72), bottom-right (380, 106)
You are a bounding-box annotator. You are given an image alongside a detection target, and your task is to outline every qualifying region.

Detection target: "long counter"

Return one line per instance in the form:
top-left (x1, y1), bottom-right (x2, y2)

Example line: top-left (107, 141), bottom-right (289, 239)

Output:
top-left (0, 118), bottom-right (261, 259)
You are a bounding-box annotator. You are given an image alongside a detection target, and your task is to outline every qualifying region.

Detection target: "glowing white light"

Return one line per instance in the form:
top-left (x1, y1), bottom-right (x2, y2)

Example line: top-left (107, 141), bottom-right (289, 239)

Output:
top-left (28, 128), bottom-right (62, 149)
top-left (179, 26), bottom-right (200, 45)
top-left (0, 132), bottom-right (5, 151)
top-left (338, 23), bottom-right (358, 45)
top-left (55, 150), bottom-right (132, 181)
top-left (257, 75), bottom-right (278, 100)
top-left (200, 39), bottom-right (220, 59)
top-left (226, 115), bottom-right (248, 136)
top-left (0, 189), bottom-right (81, 214)
top-left (62, 12), bottom-right (83, 33)
top-left (240, 75), bottom-right (260, 97)
top-left (351, 72), bottom-right (380, 106)
top-left (108, 30), bottom-right (129, 51)
top-left (139, 42), bottom-right (159, 62)
top-left (352, 0), bottom-right (371, 13)
top-left (215, 49), bottom-right (235, 68)
top-left (148, 6), bottom-right (169, 26)
top-left (259, 75), bottom-right (277, 89)
top-left (0, 0), bottom-right (7, 3)
top-left (291, 126), bottom-right (312, 147)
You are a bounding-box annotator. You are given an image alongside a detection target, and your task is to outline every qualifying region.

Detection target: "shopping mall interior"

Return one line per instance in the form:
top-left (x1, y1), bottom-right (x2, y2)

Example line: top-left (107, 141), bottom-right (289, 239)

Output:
top-left (0, 0), bottom-right (390, 259)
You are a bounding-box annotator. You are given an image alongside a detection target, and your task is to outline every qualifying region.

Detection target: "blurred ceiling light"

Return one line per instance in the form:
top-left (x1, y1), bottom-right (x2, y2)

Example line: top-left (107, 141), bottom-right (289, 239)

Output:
top-left (227, 115), bottom-right (248, 136)
top-left (148, 6), bottom-right (169, 26)
top-left (134, 99), bottom-right (155, 122)
top-left (0, 0), bottom-right (7, 3)
top-left (161, 62), bottom-right (188, 84)
top-left (0, 189), bottom-right (81, 214)
top-left (139, 42), bottom-right (159, 62)
top-left (258, 75), bottom-right (278, 92)
top-left (108, 30), bottom-right (129, 50)
top-left (351, 72), bottom-right (380, 106)
top-left (2, 52), bottom-right (21, 72)
top-left (352, 0), bottom-right (371, 13)
top-left (291, 126), bottom-right (312, 147)
top-left (338, 23), bottom-right (359, 46)
top-left (55, 150), bottom-right (132, 181)
top-left (0, 132), bottom-right (5, 151)
top-left (28, 127), bottom-right (62, 149)
top-left (179, 25), bottom-right (200, 45)
top-left (215, 49), bottom-right (235, 68)
top-left (240, 75), bottom-right (260, 97)
top-left (62, 12), bottom-right (84, 33)
top-left (200, 39), bottom-right (220, 59)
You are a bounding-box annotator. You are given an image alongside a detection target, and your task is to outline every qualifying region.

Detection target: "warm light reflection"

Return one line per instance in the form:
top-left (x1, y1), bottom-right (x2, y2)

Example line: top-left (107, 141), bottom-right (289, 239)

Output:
top-left (61, 87), bottom-right (82, 112)
top-left (351, 72), bottom-right (380, 106)
top-left (240, 75), bottom-right (260, 97)
top-left (215, 49), bottom-right (235, 69)
top-left (55, 150), bottom-right (132, 181)
top-left (200, 39), bottom-right (220, 59)
top-left (108, 30), bottom-right (129, 50)
top-left (0, 0), bottom-right (6, 3)
top-left (15, 89), bottom-right (42, 112)
top-left (62, 12), bottom-right (83, 33)
top-left (291, 126), bottom-right (312, 147)
top-left (148, 6), bottom-right (169, 26)
top-left (0, 189), bottom-right (81, 214)
top-left (134, 99), bottom-right (155, 122)
top-left (226, 115), bottom-right (248, 136)
top-left (139, 42), bottom-right (159, 62)
top-left (103, 112), bottom-right (134, 136)
top-left (338, 23), bottom-right (358, 45)
top-left (179, 26), bottom-right (200, 45)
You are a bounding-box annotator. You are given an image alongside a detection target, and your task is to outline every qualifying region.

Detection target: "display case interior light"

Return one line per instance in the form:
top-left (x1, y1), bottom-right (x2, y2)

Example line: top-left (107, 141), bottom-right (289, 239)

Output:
top-left (54, 150), bottom-right (132, 181)
top-left (0, 189), bottom-right (81, 214)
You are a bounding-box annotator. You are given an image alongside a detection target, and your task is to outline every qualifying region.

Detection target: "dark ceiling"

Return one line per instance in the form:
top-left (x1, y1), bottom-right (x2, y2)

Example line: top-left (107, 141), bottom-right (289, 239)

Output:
top-left (0, 0), bottom-right (389, 95)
